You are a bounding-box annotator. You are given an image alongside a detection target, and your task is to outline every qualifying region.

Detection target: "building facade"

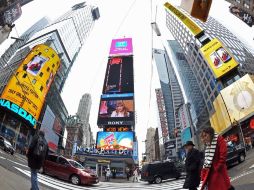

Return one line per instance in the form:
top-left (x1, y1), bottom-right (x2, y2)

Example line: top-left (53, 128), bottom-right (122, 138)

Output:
top-left (165, 10), bottom-right (254, 118)
top-left (153, 48), bottom-right (184, 149)
top-left (167, 40), bottom-right (209, 132)
top-left (0, 2), bottom-right (99, 153)
top-left (155, 88), bottom-right (169, 143)
top-left (145, 127), bottom-right (156, 162)
top-left (226, 0), bottom-right (254, 18)
top-left (76, 93), bottom-right (92, 147)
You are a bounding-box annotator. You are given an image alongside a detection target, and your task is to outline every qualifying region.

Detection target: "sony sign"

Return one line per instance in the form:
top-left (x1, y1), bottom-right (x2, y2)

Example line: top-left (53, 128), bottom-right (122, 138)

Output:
top-left (107, 121), bottom-right (124, 125)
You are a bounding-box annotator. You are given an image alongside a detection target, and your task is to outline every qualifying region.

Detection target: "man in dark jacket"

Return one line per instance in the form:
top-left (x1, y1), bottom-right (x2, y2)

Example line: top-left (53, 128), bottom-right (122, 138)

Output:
top-left (183, 141), bottom-right (201, 190)
top-left (27, 130), bottom-right (48, 190)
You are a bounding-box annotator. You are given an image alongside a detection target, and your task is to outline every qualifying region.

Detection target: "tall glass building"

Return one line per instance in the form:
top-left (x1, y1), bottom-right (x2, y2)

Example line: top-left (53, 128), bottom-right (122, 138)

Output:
top-left (153, 48), bottom-right (184, 150)
top-left (165, 9), bottom-right (254, 118)
top-left (0, 2), bottom-right (99, 153)
top-left (167, 40), bottom-right (209, 131)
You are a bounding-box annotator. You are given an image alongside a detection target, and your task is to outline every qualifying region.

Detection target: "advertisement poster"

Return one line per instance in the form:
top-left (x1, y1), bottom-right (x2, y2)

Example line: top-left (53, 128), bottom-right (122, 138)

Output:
top-left (0, 44), bottom-right (60, 127)
top-left (40, 106), bottom-right (59, 152)
top-left (103, 56), bottom-right (134, 94)
top-left (3, 2), bottom-right (22, 25)
top-left (200, 38), bottom-right (239, 79)
top-left (96, 132), bottom-right (134, 150)
top-left (97, 93), bottom-right (135, 126)
top-left (109, 38), bottom-right (133, 56)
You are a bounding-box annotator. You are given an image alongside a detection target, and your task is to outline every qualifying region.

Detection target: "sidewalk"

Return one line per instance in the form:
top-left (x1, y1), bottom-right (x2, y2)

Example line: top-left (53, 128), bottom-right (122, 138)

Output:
top-left (99, 176), bottom-right (141, 183)
top-left (0, 165), bottom-right (50, 190)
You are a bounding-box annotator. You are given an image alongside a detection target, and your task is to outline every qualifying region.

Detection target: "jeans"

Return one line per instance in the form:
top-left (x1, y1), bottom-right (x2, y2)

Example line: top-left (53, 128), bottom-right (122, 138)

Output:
top-left (30, 169), bottom-right (39, 190)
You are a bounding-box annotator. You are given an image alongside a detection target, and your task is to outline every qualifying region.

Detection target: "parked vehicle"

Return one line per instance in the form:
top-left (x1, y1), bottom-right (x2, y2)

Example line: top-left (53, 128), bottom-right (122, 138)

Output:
top-left (42, 154), bottom-right (99, 185)
top-left (226, 144), bottom-right (246, 166)
top-left (0, 136), bottom-right (15, 155)
top-left (141, 161), bottom-right (181, 184)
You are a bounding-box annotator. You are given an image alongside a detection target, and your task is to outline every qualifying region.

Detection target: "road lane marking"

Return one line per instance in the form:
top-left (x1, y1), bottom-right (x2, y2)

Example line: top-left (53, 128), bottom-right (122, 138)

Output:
top-left (13, 166), bottom-right (192, 190)
top-left (250, 164), bottom-right (254, 169)
top-left (231, 169), bottom-right (254, 182)
top-left (0, 156), bottom-right (6, 159)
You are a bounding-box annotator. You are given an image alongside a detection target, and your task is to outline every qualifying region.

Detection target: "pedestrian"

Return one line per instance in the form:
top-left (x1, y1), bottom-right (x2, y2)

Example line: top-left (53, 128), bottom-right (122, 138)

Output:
top-left (26, 131), bottom-right (48, 190)
top-left (182, 141), bottom-right (201, 190)
top-left (106, 168), bottom-right (111, 181)
top-left (200, 126), bottom-right (235, 190)
top-left (132, 167), bottom-right (139, 182)
top-left (126, 167), bottom-right (130, 181)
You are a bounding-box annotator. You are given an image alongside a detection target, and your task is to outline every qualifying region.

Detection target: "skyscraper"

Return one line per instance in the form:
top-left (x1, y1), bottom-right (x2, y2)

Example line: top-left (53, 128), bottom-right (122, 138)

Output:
top-left (77, 93), bottom-right (92, 147)
top-left (167, 40), bottom-right (209, 131)
top-left (77, 93), bottom-right (92, 123)
top-left (153, 48), bottom-right (184, 150)
top-left (155, 88), bottom-right (169, 143)
top-left (0, 2), bottom-right (99, 152)
top-left (165, 10), bottom-right (254, 118)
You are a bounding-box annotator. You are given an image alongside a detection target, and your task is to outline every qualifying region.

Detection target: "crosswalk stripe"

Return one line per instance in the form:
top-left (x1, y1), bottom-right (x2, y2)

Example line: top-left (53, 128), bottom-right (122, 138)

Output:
top-left (14, 166), bottom-right (196, 190)
top-left (250, 164), bottom-right (254, 169)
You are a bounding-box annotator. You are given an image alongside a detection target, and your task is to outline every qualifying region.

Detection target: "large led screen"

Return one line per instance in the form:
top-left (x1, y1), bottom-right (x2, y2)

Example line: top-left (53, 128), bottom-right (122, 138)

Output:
top-left (96, 131), bottom-right (134, 150)
top-left (109, 38), bottom-right (133, 56)
top-left (103, 56), bottom-right (134, 94)
top-left (0, 44), bottom-right (60, 127)
top-left (97, 93), bottom-right (134, 126)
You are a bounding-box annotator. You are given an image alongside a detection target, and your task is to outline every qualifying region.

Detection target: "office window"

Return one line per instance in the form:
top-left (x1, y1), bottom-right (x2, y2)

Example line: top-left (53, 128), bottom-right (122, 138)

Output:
top-left (47, 67), bottom-right (50, 72)
top-left (40, 86), bottom-right (43, 92)
top-left (39, 72), bottom-right (43, 77)
top-left (22, 73), bottom-right (27, 78)
top-left (207, 101), bottom-right (213, 112)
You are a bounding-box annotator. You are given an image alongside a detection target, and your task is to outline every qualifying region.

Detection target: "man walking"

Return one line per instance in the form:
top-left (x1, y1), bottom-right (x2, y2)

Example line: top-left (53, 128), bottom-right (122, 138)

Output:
top-left (27, 130), bottom-right (48, 190)
top-left (183, 141), bottom-right (201, 190)
top-left (132, 167), bottom-right (139, 183)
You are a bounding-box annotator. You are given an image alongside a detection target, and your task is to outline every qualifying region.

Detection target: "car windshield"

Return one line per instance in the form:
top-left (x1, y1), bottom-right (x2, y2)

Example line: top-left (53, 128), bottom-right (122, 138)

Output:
top-left (4, 140), bottom-right (12, 146)
top-left (68, 160), bottom-right (84, 169)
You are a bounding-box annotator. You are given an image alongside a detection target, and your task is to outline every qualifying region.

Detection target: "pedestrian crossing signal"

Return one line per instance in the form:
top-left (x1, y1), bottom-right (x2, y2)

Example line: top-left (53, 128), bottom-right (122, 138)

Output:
top-left (180, 0), bottom-right (213, 22)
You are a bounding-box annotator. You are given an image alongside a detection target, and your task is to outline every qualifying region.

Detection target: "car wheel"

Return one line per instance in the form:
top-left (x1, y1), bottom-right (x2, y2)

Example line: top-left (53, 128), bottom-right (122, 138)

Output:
top-left (70, 175), bottom-right (80, 185)
top-left (238, 154), bottom-right (245, 163)
top-left (154, 176), bottom-right (162, 184)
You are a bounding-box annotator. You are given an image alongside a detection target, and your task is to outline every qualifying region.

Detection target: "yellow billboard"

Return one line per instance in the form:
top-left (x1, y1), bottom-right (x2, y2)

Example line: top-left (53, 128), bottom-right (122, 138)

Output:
top-left (210, 94), bottom-right (231, 133)
top-left (210, 74), bottom-right (254, 133)
top-left (200, 38), bottom-right (239, 79)
top-left (0, 44), bottom-right (61, 127)
top-left (164, 2), bottom-right (203, 37)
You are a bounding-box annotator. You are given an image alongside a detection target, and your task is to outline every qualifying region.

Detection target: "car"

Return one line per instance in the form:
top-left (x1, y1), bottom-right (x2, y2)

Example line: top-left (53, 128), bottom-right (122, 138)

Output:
top-left (141, 161), bottom-right (181, 184)
top-left (0, 136), bottom-right (15, 155)
top-left (226, 144), bottom-right (246, 166)
top-left (42, 154), bottom-right (99, 185)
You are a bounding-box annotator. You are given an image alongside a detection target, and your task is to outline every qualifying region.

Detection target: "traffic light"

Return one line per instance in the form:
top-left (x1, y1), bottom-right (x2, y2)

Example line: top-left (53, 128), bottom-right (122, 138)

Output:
top-left (180, 0), bottom-right (213, 22)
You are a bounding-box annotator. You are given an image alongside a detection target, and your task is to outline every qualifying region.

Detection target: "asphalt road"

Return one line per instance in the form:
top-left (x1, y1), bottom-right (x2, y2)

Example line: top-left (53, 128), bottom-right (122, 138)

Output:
top-left (1, 148), bottom-right (254, 190)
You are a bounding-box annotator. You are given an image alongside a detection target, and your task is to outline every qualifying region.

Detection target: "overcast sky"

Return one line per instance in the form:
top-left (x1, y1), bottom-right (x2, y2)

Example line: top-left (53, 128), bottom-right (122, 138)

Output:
top-left (0, 0), bottom-right (254, 160)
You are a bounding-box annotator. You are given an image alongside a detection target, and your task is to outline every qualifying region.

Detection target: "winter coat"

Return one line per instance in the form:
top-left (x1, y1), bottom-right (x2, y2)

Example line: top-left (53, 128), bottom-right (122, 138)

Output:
top-left (201, 135), bottom-right (231, 190)
top-left (183, 148), bottom-right (201, 189)
top-left (27, 134), bottom-right (48, 170)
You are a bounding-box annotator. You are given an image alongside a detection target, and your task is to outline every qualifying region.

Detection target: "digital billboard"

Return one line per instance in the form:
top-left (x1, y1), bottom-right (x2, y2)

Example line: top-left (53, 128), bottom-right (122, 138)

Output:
top-left (210, 74), bottom-right (254, 133)
top-left (97, 93), bottom-right (134, 126)
top-left (96, 131), bottom-right (134, 150)
top-left (103, 56), bottom-right (134, 94)
top-left (109, 38), bottom-right (133, 56)
top-left (200, 38), bottom-right (239, 79)
top-left (0, 44), bottom-right (60, 127)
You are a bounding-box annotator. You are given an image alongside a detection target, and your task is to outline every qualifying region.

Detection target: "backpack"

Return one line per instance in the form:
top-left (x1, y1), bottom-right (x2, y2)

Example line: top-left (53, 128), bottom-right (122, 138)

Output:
top-left (33, 136), bottom-right (47, 157)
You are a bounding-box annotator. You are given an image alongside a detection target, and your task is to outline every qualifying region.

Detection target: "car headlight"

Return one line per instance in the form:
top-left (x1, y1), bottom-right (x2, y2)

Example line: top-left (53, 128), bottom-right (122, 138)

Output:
top-left (81, 171), bottom-right (91, 177)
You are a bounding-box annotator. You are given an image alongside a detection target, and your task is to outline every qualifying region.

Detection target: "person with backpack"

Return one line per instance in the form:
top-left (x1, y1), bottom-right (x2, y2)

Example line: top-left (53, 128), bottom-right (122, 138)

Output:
top-left (27, 130), bottom-right (48, 190)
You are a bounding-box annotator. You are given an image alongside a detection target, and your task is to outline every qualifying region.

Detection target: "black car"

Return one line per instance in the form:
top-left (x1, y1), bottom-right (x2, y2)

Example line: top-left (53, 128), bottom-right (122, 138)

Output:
top-left (141, 161), bottom-right (181, 184)
top-left (226, 144), bottom-right (246, 166)
top-left (0, 136), bottom-right (15, 155)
